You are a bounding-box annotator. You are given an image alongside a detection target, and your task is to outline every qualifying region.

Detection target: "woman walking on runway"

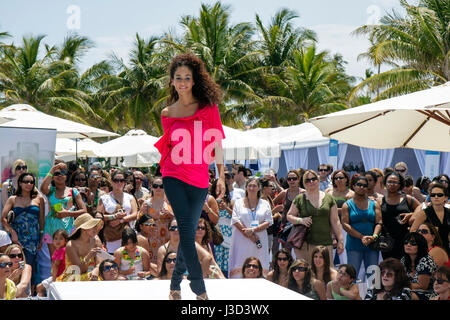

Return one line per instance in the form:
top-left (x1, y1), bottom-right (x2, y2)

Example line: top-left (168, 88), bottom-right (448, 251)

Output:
top-left (154, 53), bottom-right (225, 300)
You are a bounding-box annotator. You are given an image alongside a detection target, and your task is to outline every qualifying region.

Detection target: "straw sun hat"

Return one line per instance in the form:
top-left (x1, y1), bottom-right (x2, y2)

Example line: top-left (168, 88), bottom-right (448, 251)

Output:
top-left (70, 213), bottom-right (101, 236)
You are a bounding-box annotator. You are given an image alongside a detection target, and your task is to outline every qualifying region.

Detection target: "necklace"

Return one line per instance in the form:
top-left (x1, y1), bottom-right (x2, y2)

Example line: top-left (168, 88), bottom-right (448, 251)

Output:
top-left (123, 248), bottom-right (141, 266)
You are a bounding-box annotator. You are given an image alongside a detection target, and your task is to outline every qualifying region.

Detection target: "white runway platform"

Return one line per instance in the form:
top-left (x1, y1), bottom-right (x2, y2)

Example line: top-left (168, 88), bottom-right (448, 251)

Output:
top-left (48, 278), bottom-right (311, 300)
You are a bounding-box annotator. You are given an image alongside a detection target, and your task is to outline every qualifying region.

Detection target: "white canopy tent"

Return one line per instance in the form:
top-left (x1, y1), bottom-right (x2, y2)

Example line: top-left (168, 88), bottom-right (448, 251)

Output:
top-left (55, 138), bottom-right (102, 162)
top-left (0, 104), bottom-right (119, 139)
top-left (94, 129), bottom-right (161, 167)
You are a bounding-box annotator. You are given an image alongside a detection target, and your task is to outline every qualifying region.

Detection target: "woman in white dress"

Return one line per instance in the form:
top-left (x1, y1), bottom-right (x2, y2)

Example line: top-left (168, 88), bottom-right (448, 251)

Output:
top-left (229, 178), bottom-right (273, 278)
top-left (97, 170), bottom-right (138, 254)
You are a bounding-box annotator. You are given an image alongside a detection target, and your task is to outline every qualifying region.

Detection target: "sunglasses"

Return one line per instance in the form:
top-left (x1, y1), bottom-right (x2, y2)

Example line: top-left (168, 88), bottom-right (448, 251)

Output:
top-left (54, 170), bottom-right (67, 177)
top-left (21, 180), bottom-right (34, 185)
top-left (103, 264), bottom-right (118, 272)
top-left (404, 239), bottom-right (417, 246)
top-left (75, 178), bottom-right (87, 182)
top-left (166, 258), bottom-right (177, 264)
top-left (287, 177), bottom-right (298, 181)
top-left (143, 222), bottom-right (156, 227)
top-left (381, 270), bottom-right (394, 278)
top-left (395, 168), bottom-right (406, 172)
top-left (0, 262), bottom-right (13, 268)
top-left (134, 177), bottom-right (143, 181)
top-left (355, 183), bottom-right (368, 188)
top-left (318, 169), bottom-right (328, 172)
top-left (434, 278), bottom-right (449, 285)
top-left (9, 253), bottom-right (23, 259)
top-left (197, 226), bottom-right (206, 231)
top-left (277, 257), bottom-right (289, 262)
top-left (386, 181), bottom-right (400, 185)
top-left (292, 266), bottom-right (308, 272)
top-left (417, 229), bottom-right (429, 235)
top-left (90, 174), bottom-right (101, 179)
top-left (112, 178), bottom-right (125, 183)
top-left (169, 225), bottom-right (178, 231)
top-left (305, 177), bottom-right (318, 184)
top-left (152, 184), bottom-right (164, 189)
top-left (438, 179), bottom-right (448, 184)
top-left (334, 176), bottom-right (346, 180)
top-left (430, 193), bottom-right (445, 198)
top-left (15, 165), bottom-right (27, 171)
top-left (245, 263), bottom-right (259, 269)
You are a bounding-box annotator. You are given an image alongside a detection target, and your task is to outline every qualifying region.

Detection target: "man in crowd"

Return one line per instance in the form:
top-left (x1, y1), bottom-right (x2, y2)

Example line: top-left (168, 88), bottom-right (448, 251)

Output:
top-left (232, 164), bottom-right (248, 190)
top-left (318, 164), bottom-right (332, 191)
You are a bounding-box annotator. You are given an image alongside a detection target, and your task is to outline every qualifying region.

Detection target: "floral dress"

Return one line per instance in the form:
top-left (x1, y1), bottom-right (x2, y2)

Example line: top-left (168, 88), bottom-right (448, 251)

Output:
top-left (214, 208), bottom-right (232, 275)
top-left (11, 205), bottom-right (40, 256)
top-left (144, 199), bottom-right (172, 264)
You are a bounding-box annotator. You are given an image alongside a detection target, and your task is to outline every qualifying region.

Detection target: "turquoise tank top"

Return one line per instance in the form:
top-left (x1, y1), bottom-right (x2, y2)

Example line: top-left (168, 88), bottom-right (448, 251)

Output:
top-left (345, 199), bottom-right (376, 252)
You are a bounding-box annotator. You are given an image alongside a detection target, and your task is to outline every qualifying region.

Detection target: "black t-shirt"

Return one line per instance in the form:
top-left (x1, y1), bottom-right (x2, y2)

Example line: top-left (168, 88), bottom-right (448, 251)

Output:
top-left (424, 205), bottom-right (450, 256)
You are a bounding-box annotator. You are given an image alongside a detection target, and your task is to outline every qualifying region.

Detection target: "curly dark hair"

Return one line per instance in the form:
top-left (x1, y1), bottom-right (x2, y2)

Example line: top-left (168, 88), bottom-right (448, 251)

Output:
top-left (167, 53), bottom-right (222, 108)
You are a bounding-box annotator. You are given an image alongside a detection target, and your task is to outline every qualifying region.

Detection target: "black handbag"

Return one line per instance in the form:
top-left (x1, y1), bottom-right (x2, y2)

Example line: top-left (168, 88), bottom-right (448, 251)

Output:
top-left (369, 224), bottom-right (394, 252)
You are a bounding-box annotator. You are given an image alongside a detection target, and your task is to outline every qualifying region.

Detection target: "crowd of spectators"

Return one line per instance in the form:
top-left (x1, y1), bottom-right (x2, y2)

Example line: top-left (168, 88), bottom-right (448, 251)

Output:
top-left (0, 159), bottom-right (449, 300)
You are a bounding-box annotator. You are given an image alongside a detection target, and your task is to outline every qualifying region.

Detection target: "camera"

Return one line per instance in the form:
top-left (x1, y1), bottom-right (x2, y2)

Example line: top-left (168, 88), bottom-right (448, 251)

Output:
top-left (19, 261), bottom-right (25, 269)
top-left (216, 199), bottom-right (222, 204)
top-left (255, 239), bottom-right (262, 249)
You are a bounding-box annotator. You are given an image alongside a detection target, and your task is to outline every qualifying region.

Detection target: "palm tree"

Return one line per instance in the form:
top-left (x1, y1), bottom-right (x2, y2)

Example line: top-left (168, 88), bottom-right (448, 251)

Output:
top-left (350, 0), bottom-right (449, 103)
top-left (249, 8), bottom-right (317, 127)
top-left (266, 46), bottom-right (351, 123)
top-left (0, 34), bottom-right (97, 124)
top-left (98, 34), bottom-right (168, 135)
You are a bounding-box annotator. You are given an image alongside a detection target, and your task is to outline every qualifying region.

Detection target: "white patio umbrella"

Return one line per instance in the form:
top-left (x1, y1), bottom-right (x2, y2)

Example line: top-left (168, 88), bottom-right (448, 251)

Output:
top-left (310, 82), bottom-right (450, 152)
top-left (56, 138), bottom-right (101, 157)
top-left (0, 104), bottom-right (119, 139)
top-left (95, 129), bottom-right (161, 167)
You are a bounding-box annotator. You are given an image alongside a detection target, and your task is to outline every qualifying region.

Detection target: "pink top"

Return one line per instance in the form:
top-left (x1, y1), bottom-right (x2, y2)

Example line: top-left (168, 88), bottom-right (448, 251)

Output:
top-left (154, 104), bottom-right (225, 188)
top-left (52, 247), bottom-right (66, 277)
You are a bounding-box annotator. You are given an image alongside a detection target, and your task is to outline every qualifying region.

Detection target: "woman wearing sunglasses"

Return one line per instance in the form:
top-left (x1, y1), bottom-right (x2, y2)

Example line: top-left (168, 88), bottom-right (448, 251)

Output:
top-left (0, 254), bottom-right (16, 300)
top-left (241, 257), bottom-right (264, 279)
top-left (156, 219), bottom-right (180, 274)
top-left (286, 170), bottom-right (344, 266)
top-left (40, 161), bottom-right (87, 256)
top-left (135, 214), bottom-right (158, 261)
top-left (139, 176), bottom-right (174, 266)
top-left (155, 251), bottom-right (178, 280)
top-left (1, 159), bottom-right (27, 208)
top-left (273, 170), bottom-right (305, 253)
top-left (98, 259), bottom-right (126, 281)
top-left (69, 170), bottom-right (89, 208)
top-left (97, 170), bottom-right (138, 254)
top-left (1, 173), bottom-right (44, 294)
top-left (4, 244), bottom-right (31, 297)
top-left (266, 248), bottom-right (293, 288)
top-left (416, 223), bottom-right (449, 268)
top-left (378, 172), bottom-right (420, 260)
top-left (410, 182), bottom-right (449, 257)
top-left (430, 266), bottom-right (450, 300)
top-left (365, 257), bottom-right (417, 300)
top-left (401, 232), bottom-right (437, 300)
top-left (341, 176), bottom-right (382, 280)
top-left (288, 259), bottom-right (326, 300)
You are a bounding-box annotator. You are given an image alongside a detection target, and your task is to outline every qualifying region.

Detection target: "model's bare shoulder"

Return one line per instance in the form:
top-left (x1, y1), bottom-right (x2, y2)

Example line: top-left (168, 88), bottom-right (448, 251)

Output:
top-left (161, 107), bottom-right (170, 117)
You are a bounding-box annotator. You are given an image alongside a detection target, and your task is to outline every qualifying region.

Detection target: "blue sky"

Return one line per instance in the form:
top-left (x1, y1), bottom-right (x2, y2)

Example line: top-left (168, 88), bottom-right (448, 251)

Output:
top-left (0, 0), bottom-right (414, 78)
